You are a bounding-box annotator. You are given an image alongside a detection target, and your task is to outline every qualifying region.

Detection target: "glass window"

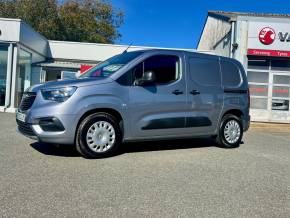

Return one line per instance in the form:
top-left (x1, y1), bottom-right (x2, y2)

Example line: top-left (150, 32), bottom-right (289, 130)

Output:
top-left (16, 49), bottom-right (32, 106)
top-left (249, 84), bottom-right (268, 97)
top-left (250, 98), bottom-right (268, 109)
top-left (271, 59), bottom-right (290, 71)
top-left (220, 60), bottom-right (241, 87)
top-left (189, 57), bottom-right (220, 86)
top-left (45, 69), bottom-right (61, 81)
top-left (144, 55), bottom-right (180, 84)
top-left (272, 86), bottom-right (290, 98)
top-left (133, 55), bottom-right (180, 85)
top-left (0, 44), bottom-right (8, 106)
top-left (273, 75), bottom-right (290, 85)
top-left (247, 71), bottom-right (269, 83)
top-left (62, 71), bottom-right (77, 80)
top-left (248, 58), bottom-right (270, 70)
top-left (79, 51), bottom-right (143, 78)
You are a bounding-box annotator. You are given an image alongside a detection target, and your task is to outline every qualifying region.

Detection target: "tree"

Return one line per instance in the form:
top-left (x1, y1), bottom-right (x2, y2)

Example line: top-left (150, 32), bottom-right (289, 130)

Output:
top-left (0, 0), bottom-right (124, 43)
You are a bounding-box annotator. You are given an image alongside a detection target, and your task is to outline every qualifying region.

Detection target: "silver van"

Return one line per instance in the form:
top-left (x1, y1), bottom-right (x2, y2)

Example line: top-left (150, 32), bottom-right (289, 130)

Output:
top-left (16, 50), bottom-right (250, 158)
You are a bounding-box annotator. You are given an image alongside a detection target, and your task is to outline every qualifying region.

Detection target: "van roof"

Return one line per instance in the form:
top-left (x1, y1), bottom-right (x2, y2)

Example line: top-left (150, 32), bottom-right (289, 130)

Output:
top-left (135, 49), bottom-right (225, 59)
top-left (134, 49), bottom-right (244, 68)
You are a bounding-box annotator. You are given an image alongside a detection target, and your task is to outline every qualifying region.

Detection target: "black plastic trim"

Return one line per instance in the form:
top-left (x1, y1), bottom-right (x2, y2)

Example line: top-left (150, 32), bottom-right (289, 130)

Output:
top-left (16, 120), bottom-right (35, 136)
top-left (142, 116), bottom-right (212, 130)
top-left (38, 117), bottom-right (65, 132)
top-left (142, 117), bottom-right (185, 130)
top-left (186, 117), bottom-right (212, 127)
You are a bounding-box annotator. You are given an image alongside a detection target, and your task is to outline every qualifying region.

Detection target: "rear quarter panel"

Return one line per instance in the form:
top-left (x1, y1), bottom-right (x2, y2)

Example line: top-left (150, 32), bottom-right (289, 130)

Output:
top-left (220, 57), bottom-right (249, 121)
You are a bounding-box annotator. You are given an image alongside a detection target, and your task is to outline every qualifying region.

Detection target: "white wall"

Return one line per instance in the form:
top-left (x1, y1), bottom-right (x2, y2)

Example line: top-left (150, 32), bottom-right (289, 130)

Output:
top-left (212, 32), bottom-right (231, 57)
top-left (197, 15), bottom-right (232, 52)
top-left (234, 19), bottom-right (249, 67)
top-left (0, 18), bottom-right (20, 42)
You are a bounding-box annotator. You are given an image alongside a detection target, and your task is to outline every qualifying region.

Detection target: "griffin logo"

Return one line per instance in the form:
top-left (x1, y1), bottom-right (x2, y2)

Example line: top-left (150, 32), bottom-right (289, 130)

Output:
top-left (259, 27), bottom-right (276, 45)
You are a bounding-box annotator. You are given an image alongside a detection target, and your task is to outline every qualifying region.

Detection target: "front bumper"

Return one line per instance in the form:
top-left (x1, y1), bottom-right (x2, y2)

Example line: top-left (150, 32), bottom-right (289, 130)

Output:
top-left (16, 112), bottom-right (78, 145)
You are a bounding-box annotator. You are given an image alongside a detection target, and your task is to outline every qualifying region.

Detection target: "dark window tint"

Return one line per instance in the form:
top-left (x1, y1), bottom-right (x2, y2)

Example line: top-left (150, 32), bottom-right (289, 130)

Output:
top-left (189, 57), bottom-right (220, 86)
top-left (248, 57), bottom-right (270, 70)
top-left (220, 60), bottom-right (241, 87)
top-left (133, 55), bottom-right (180, 85)
top-left (133, 62), bottom-right (144, 80)
top-left (271, 59), bottom-right (290, 71)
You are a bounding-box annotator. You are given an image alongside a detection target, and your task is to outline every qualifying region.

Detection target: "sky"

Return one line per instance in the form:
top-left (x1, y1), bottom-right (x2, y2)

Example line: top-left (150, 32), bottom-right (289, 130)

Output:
top-left (111, 0), bottom-right (290, 49)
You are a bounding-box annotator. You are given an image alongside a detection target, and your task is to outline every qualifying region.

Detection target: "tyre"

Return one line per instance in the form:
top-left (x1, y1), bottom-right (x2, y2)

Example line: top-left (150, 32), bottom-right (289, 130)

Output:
top-left (215, 114), bottom-right (243, 148)
top-left (76, 112), bottom-right (122, 158)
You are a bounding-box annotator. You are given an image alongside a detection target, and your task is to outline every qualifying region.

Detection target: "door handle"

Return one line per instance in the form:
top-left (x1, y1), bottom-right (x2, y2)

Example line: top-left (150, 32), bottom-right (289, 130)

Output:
top-left (172, 90), bottom-right (183, 95)
top-left (190, 90), bottom-right (200, 95)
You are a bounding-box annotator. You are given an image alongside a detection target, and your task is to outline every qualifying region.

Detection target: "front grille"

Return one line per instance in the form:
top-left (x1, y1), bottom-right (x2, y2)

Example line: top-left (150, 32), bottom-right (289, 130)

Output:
top-left (19, 92), bottom-right (37, 111)
top-left (16, 120), bottom-right (35, 136)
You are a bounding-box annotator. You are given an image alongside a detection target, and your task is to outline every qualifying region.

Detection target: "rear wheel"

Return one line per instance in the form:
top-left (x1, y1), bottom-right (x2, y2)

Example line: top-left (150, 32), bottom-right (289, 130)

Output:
top-left (76, 113), bottom-right (122, 158)
top-left (216, 114), bottom-right (243, 148)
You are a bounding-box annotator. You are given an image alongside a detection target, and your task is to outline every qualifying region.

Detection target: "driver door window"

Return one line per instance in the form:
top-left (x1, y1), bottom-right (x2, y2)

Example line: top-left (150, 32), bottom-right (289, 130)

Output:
top-left (133, 55), bottom-right (180, 85)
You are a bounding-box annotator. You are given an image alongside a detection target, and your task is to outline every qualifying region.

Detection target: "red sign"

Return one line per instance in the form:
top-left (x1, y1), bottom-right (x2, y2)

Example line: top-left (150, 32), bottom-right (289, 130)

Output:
top-left (259, 27), bottom-right (276, 45)
top-left (80, 65), bottom-right (93, 74)
top-left (248, 49), bottom-right (290, 57)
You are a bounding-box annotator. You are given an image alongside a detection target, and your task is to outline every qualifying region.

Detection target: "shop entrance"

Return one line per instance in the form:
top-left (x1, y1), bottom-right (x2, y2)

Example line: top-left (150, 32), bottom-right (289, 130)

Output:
top-left (270, 73), bottom-right (290, 122)
top-left (248, 57), bottom-right (290, 123)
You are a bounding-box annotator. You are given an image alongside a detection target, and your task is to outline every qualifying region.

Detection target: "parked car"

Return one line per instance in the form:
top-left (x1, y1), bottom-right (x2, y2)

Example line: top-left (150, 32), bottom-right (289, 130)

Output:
top-left (16, 49), bottom-right (250, 158)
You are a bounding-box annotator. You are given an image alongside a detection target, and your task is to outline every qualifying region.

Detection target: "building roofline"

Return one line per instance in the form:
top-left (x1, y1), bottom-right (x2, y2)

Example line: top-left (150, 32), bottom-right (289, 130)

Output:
top-left (0, 17), bottom-right (21, 22)
top-left (48, 40), bottom-right (195, 51)
top-left (208, 10), bottom-right (290, 19)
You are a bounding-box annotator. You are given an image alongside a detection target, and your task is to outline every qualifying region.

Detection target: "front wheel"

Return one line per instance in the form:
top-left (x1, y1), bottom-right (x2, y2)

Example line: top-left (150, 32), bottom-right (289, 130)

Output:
top-left (76, 113), bottom-right (122, 158)
top-left (215, 114), bottom-right (243, 148)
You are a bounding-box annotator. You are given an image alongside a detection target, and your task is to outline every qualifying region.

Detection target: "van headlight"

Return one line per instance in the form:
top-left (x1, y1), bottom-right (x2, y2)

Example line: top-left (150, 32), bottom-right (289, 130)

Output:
top-left (41, 86), bottom-right (77, 102)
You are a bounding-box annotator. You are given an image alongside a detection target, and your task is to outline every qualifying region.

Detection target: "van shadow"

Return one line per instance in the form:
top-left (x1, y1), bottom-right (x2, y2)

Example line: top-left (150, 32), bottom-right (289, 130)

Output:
top-left (30, 142), bottom-right (80, 157)
top-left (120, 138), bottom-right (217, 154)
top-left (30, 137), bottom-right (229, 158)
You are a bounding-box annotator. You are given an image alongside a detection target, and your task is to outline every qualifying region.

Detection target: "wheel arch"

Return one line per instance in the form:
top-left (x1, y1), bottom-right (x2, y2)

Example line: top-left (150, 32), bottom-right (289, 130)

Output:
top-left (222, 109), bottom-right (244, 119)
top-left (75, 108), bottom-right (124, 143)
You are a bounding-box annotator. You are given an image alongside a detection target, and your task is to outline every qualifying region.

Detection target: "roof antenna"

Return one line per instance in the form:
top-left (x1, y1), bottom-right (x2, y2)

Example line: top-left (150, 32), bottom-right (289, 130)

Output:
top-left (123, 43), bottom-right (133, 53)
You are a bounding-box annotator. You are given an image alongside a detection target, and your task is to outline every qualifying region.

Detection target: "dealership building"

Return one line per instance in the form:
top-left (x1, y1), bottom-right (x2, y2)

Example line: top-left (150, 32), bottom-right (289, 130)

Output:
top-left (1, 11), bottom-right (290, 123)
top-left (198, 11), bottom-right (290, 123)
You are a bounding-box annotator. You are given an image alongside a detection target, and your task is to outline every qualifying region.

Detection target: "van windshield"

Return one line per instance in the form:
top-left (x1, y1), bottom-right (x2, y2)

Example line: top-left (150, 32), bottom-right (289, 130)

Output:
top-left (78, 51), bottom-right (144, 78)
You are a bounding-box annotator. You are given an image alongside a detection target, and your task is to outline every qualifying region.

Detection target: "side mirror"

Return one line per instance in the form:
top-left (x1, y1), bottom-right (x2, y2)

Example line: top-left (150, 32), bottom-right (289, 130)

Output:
top-left (136, 71), bottom-right (156, 86)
